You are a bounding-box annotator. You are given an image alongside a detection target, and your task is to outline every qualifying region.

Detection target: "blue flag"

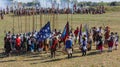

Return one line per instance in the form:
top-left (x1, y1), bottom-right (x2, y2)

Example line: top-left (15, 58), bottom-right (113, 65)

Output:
top-left (61, 22), bottom-right (70, 42)
top-left (37, 21), bottom-right (51, 41)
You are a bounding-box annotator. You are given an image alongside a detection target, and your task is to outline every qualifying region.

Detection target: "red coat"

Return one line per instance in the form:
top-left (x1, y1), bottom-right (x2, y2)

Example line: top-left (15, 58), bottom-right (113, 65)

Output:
top-left (104, 28), bottom-right (110, 40)
top-left (108, 41), bottom-right (114, 47)
top-left (51, 39), bottom-right (58, 49)
top-left (74, 29), bottom-right (79, 37)
top-left (16, 37), bottom-right (21, 46)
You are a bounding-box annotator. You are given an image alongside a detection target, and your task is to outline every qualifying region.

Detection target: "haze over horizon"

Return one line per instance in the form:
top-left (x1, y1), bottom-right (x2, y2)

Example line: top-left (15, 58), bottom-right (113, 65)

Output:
top-left (14, 0), bottom-right (120, 3)
top-left (0, 0), bottom-right (120, 9)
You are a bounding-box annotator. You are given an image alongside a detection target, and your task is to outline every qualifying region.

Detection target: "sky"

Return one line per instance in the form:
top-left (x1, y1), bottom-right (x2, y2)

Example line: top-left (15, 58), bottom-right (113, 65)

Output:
top-left (78, 0), bottom-right (120, 2)
top-left (0, 0), bottom-right (120, 9)
top-left (14, 0), bottom-right (120, 3)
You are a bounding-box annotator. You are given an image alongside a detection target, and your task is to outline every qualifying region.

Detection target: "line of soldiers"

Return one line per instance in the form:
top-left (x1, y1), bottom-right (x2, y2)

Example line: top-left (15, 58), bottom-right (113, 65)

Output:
top-left (4, 25), bottom-right (119, 58)
top-left (9, 6), bottom-right (105, 16)
top-left (0, 6), bottom-right (9, 20)
top-left (0, 6), bottom-right (105, 20)
top-left (0, 10), bottom-right (4, 20)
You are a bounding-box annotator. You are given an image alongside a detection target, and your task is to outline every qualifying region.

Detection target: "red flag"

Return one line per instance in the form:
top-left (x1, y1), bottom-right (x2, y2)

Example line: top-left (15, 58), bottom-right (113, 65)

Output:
top-left (79, 24), bottom-right (82, 44)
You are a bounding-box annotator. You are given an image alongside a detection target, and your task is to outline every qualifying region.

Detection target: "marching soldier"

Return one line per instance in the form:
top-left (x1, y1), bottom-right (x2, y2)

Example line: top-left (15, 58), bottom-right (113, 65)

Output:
top-left (0, 10), bottom-right (4, 20)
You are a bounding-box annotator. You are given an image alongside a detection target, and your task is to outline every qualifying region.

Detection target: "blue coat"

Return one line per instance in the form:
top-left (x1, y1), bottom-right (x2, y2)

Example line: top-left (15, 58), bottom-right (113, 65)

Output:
top-left (65, 39), bottom-right (73, 48)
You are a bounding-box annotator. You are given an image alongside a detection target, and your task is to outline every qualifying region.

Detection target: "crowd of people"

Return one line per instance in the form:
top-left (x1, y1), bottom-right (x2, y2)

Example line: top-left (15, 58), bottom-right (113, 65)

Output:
top-left (12, 6), bottom-right (105, 16)
top-left (0, 6), bottom-right (105, 20)
top-left (4, 25), bottom-right (119, 59)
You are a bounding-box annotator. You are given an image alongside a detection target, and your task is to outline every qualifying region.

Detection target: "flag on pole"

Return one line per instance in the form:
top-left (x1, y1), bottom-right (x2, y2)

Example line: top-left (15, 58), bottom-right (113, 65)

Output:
top-left (61, 22), bottom-right (70, 42)
top-left (84, 24), bottom-right (89, 38)
top-left (79, 24), bottom-right (82, 44)
top-left (37, 21), bottom-right (51, 41)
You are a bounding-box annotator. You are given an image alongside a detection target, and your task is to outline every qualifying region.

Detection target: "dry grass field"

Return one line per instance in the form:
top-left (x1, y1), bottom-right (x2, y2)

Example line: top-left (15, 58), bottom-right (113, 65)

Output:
top-left (0, 7), bottom-right (120, 67)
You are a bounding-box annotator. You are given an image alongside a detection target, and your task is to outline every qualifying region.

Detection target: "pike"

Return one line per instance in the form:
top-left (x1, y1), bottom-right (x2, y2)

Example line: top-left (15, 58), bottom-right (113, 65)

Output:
top-left (40, 8), bottom-right (42, 29)
top-left (28, 9), bottom-right (31, 32)
top-left (17, 8), bottom-right (20, 33)
top-left (20, 9), bottom-right (22, 33)
top-left (25, 8), bottom-right (27, 32)
top-left (35, 7), bottom-right (37, 31)
top-left (32, 7), bottom-right (35, 32)
top-left (12, 7), bottom-right (15, 34)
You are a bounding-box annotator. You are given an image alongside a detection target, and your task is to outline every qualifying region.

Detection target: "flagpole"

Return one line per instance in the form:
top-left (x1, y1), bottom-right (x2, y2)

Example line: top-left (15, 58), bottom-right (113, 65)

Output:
top-left (40, 8), bottom-right (42, 28)
top-left (26, 8), bottom-right (28, 32)
top-left (12, 4), bottom-right (15, 34)
top-left (35, 7), bottom-right (37, 31)
top-left (67, 0), bottom-right (69, 22)
top-left (28, 9), bottom-right (30, 32)
top-left (52, 6), bottom-right (55, 30)
top-left (17, 8), bottom-right (20, 33)
top-left (25, 8), bottom-right (27, 32)
top-left (20, 8), bottom-right (22, 33)
top-left (57, 4), bottom-right (59, 30)
top-left (32, 7), bottom-right (35, 32)
top-left (71, 0), bottom-right (74, 30)
top-left (56, 11), bottom-right (58, 30)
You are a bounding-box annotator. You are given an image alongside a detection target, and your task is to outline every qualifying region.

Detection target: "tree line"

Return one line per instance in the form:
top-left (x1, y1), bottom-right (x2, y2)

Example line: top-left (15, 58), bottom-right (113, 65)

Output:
top-left (77, 1), bottom-right (120, 7)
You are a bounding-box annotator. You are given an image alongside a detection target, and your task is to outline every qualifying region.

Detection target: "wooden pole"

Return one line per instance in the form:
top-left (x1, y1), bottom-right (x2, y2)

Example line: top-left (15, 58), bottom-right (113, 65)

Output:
top-left (18, 9), bottom-right (20, 33)
top-left (50, 9), bottom-right (52, 24)
top-left (71, 13), bottom-right (72, 25)
top-left (52, 11), bottom-right (55, 30)
top-left (56, 13), bottom-right (58, 30)
top-left (28, 9), bottom-right (31, 32)
top-left (26, 9), bottom-right (28, 32)
top-left (25, 9), bottom-right (29, 32)
top-left (20, 9), bottom-right (22, 33)
top-left (12, 8), bottom-right (15, 34)
top-left (35, 8), bottom-right (37, 31)
top-left (25, 9), bottom-right (27, 33)
top-left (40, 8), bottom-right (42, 29)
top-left (32, 8), bottom-right (35, 32)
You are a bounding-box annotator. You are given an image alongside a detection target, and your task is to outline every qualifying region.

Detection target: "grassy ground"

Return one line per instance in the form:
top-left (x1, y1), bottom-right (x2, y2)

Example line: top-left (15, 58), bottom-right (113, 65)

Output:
top-left (0, 10), bottom-right (120, 67)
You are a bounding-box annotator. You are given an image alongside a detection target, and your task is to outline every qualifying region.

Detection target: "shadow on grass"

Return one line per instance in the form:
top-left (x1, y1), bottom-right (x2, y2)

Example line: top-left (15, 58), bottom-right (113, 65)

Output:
top-left (87, 50), bottom-right (108, 56)
top-left (0, 50), bottom-right (42, 59)
top-left (0, 60), bottom-right (16, 63)
top-left (0, 52), bottom-right (8, 58)
top-left (23, 58), bottom-right (42, 62)
top-left (42, 55), bottom-right (81, 63)
top-left (0, 49), bottom-right (110, 63)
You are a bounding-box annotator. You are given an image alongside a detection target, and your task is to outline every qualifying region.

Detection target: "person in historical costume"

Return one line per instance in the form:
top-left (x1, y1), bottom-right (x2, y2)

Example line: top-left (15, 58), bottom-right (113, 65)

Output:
top-left (81, 37), bottom-right (87, 56)
top-left (108, 32), bottom-right (114, 52)
top-left (104, 26), bottom-right (110, 45)
top-left (30, 40), bottom-right (35, 52)
top-left (65, 36), bottom-right (73, 58)
top-left (114, 32), bottom-right (119, 50)
top-left (4, 34), bottom-right (11, 56)
top-left (38, 40), bottom-right (44, 52)
top-left (21, 34), bottom-right (27, 51)
top-left (30, 35), bottom-right (36, 52)
top-left (74, 27), bottom-right (79, 44)
top-left (0, 10), bottom-right (4, 20)
top-left (92, 27), bottom-right (97, 43)
top-left (15, 34), bottom-right (21, 52)
top-left (50, 37), bottom-right (58, 58)
top-left (96, 35), bottom-right (103, 53)
top-left (44, 38), bottom-right (49, 53)
top-left (98, 27), bottom-right (104, 35)
top-left (11, 34), bottom-right (16, 50)
top-left (87, 33), bottom-right (92, 51)
top-left (27, 37), bottom-right (31, 52)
